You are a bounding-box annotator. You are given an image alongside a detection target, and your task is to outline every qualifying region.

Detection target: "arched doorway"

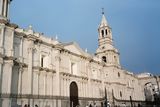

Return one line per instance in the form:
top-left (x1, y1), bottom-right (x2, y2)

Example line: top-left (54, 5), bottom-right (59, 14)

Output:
top-left (70, 82), bottom-right (79, 107)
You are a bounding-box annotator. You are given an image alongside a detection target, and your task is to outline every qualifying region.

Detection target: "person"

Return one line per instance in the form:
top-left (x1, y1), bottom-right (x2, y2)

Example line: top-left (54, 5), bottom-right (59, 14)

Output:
top-left (86, 104), bottom-right (89, 107)
top-left (35, 104), bottom-right (38, 107)
top-left (89, 104), bottom-right (92, 107)
top-left (93, 103), bottom-right (97, 107)
top-left (24, 104), bottom-right (27, 107)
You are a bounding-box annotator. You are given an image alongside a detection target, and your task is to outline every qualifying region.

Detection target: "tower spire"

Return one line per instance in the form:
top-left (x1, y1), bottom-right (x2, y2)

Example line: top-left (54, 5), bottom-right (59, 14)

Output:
top-left (96, 10), bottom-right (120, 67)
top-left (99, 8), bottom-right (108, 28)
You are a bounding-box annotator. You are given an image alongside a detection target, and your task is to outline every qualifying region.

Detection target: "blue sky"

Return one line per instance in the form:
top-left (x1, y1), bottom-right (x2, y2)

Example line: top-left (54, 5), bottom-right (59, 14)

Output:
top-left (10, 0), bottom-right (160, 75)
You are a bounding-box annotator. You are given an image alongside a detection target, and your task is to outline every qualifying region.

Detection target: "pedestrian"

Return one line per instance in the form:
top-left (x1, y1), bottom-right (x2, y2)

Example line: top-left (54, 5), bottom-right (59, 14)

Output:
top-left (24, 104), bottom-right (27, 107)
top-left (93, 103), bottom-right (97, 107)
top-left (89, 104), bottom-right (92, 107)
top-left (35, 104), bottom-right (38, 107)
top-left (86, 104), bottom-right (89, 107)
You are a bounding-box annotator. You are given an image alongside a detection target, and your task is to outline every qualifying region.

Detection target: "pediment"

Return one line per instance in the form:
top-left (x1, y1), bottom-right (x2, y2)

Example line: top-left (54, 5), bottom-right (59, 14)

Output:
top-left (62, 42), bottom-right (87, 56)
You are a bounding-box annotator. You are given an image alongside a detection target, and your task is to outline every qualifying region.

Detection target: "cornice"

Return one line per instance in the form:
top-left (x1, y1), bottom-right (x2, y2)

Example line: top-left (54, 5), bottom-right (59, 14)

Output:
top-left (60, 72), bottom-right (88, 80)
top-left (91, 78), bottom-right (102, 83)
top-left (104, 81), bottom-right (126, 86)
top-left (33, 66), bottom-right (56, 73)
top-left (96, 49), bottom-right (119, 55)
top-left (0, 93), bottom-right (103, 101)
top-left (0, 19), bottom-right (18, 29)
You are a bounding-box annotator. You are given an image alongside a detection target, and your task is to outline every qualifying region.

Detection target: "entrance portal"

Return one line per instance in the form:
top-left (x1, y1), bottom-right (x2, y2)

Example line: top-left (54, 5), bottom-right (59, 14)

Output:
top-left (70, 82), bottom-right (79, 107)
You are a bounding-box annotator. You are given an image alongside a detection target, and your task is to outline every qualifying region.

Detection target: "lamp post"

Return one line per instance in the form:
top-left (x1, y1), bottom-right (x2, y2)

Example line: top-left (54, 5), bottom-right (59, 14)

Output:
top-left (130, 96), bottom-right (133, 107)
top-left (104, 88), bottom-right (108, 107)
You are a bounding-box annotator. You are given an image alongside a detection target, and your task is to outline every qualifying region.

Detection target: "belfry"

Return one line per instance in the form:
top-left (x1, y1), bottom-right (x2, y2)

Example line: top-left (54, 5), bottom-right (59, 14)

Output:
top-left (96, 11), bottom-right (120, 67)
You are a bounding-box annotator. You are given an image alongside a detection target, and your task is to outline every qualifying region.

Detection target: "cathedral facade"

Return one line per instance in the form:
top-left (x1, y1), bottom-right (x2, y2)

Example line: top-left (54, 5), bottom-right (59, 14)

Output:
top-left (0, 1), bottom-right (159, 107)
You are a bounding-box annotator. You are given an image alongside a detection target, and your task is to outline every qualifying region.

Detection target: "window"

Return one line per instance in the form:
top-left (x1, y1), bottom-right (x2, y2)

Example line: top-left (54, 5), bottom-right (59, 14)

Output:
top-left (102, 46), bottom-right (105, 49)
top-left (106, 73), bottom-right (108, 77)
top-left (118, 72), bottom-right (120, 77)
top-left (120, 91), bottom-right (122, 97)
top-left (71, 62), bottom-right (77, 75)
top-left (102, 56), bottom-right (107, 62)
top-left (92, 69), bottom-right (97, 79)
top-left (41, 56), bottom-right (44, 67)
top-left (41, 55), bottom-right (48, 68)
top-left (101, 30), bottom-right (104, 37)
top-left (105, 29), bottom-right (108, 35)
top-left (114, 56), bottom-right (117, 63)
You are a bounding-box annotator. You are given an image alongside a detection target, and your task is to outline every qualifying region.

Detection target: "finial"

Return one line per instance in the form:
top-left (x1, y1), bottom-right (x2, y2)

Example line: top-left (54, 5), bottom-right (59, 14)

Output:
top-left (85, 48), bottom-right (88, 53)
top-left (55, 35), bottom-right (58, 40)
top-left (102, 8), bottom-right (104, 15)
top-left (29, 25), bottom-right (32, 30)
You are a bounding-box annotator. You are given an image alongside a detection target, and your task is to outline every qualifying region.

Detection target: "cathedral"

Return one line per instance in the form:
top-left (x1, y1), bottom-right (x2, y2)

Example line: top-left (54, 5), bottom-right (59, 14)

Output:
top-left (0, 0), bottom-right (159, 107)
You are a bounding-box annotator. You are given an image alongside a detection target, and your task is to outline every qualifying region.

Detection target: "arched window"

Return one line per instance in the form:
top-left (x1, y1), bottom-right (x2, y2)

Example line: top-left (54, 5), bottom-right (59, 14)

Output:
top-left (102, 56), bottom-right (107, 62)
top-left (41, 55), bottom-right (48, 68)
top-left (120, 91), bottom-right (122, 97)
top-left (101, 30), bottom-right (104, 37)
top-left (114, 56), bottom-right (117, 63)
top-left (118, 72), bottom-right (120, 77)
top-left (105, 29), bottom-right (108, 35)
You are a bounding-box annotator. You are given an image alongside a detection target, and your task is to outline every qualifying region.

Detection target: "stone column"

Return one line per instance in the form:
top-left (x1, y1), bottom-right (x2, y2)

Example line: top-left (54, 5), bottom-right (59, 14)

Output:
top-left (79, 81), bottom-right (82, 97)
top-left (0, 0), bottom-right (3, 15)
top-left (18, 66), bottom-right (23, 95)
top-left (51, 74), bottom-right (54, 96)
top-left (55, 50), bottom-right (60, 96)
top-left (49, 49), bottom-right (52, 69)
top-left (37, 43), bottom-right (40, 66)
top-left (0, 57), bottom-right (3, 95)
top-left (3, 0), bottom-right (7, 17)
top-left (1, 60), bottom-right (13, 107)
top-left (10, 27), bottom-right (14, 56)
top-left (87, 63), bottom-right (92, 98)
top-left (60, 78), bottom-right (63, 96)
top-left (84, 82), bottom-right (87, 97)
top-left (64, 78), bottom-right (66, 96)
top-left (82, 82), bottom-right (84, 97)
top-left (19, 37), bottom-right (23, 62)
top-left (44, 73), bottom-right (47, 96)
top-left (1, 60), bottom-right (13, 93)
top-left (27, 40), bottom-right (34, 106)
top-left (67, 78), bottom-right (69, 97)
top-left (0, 24), bottom-right (5, 54)
top-left (27, 40), bottom-right (33, 95)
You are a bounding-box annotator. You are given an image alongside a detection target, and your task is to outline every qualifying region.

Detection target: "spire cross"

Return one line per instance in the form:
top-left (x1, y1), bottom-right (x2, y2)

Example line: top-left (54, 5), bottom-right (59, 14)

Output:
top-left (102, 8), bottom-right (104, 14)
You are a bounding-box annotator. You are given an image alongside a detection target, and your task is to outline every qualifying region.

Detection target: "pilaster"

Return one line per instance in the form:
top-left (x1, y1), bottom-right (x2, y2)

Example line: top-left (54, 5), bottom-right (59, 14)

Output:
top-left (55, 50), bottom-right (61, 96)
top-left (19, 37), bottom-right (23, 62)
top-left (0, 0), bottom-right (3, 15)
top-left (3, 0), bottom-right (7, 17)
top-left (0, 24), bottom-right (5, 54)
top-left (27, 40), bottom-right (33, 95)
top-left (18, 66), bottom-right (23, 95)
top-left (0, 57), bottom-right (3, 96)
top-left (1, 60), bottom-right (13, 94)
top-left (9, 27), bottom-right (14, 56)
top-left (87, 62), bottom-right (92, 98)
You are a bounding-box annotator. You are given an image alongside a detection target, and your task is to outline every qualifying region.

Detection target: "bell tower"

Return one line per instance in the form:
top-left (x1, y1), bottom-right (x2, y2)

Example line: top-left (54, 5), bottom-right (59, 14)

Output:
top-left (96, 10), bottom-right (120, 67)
top-left (0, 0), bottom-right (12, 20)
